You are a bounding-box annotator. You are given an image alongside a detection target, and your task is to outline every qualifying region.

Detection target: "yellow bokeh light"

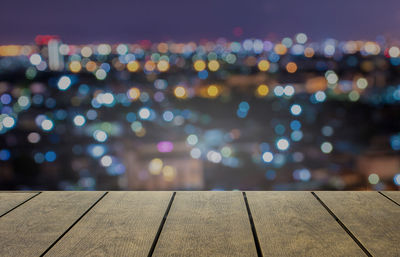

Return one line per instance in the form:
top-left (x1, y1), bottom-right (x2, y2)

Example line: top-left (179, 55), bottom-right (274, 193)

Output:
top-left (157, 60), bottom-right (170, 72)
top-left (356, 77), bottom-right (368, 89)
top-left (274, 44), bottom-right (287, 55)
top-left (136, 127), bottom-right (146, 137)
top-left (193, 60), bottom-right (206, 71)
top-left (149, 158), bottom-right (163, 175)
top-left (257, 60), bottom-right (270, 72)
top-left (208, 60), bottom-right (220, 71)
top-left (364, 42), bottom-right (380, 55)
top-left (144, 60), bottom-right (156, 72)
top-left (0, 45), bottom-right (21, 56)
top-left (81, 46), bottom-right (93, 57)
top-left (85, 61), bottom-right (97, 72)
top-left (286, 62), bottom-right (298, 73)
top-left (256, 84), bottom-right (269, 97)
top-left (128, 87), bottom-right (141, 100)
top-left (162, 165), bottom-right (177, 181)
top-left (388, 46), bottom-right (400, 58)
top-left (174, 86), bottom-right (187, 99)
top-left (127, 60), bottom-right (140, 72)
top-left (207, 85), bottom-right (220, 98)
top-left (69, 61), bottom-right (82, 73)
top-left (157, 43), bottom-right (169, 53)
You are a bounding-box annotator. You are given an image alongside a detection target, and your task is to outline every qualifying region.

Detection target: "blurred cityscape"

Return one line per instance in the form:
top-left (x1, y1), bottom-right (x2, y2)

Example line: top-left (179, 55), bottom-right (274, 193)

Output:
top-left (0, 34), bottom-right (400, 191)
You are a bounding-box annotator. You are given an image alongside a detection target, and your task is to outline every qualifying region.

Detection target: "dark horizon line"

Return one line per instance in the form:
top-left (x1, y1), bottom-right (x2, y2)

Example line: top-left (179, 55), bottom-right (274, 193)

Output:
top-left (0, 33), bottom-right (398, 45)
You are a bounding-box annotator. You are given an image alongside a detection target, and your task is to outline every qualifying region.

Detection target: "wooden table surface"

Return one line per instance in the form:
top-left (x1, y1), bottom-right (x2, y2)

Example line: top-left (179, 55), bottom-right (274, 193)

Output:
top-left (0, 191), bottom-right (399, 257)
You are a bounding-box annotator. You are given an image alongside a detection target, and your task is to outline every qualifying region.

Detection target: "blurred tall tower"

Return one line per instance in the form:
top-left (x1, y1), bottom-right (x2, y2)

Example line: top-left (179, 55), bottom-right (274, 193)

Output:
top-left (48, 39), bottom-right (64, 71)
top-left (35, 35), bottom-right (64, 71)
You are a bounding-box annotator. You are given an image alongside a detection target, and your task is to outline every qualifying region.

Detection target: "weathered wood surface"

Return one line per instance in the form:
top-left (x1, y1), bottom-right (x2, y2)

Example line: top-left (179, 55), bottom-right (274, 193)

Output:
top-left (316, 191), bottom-right (400, 257)
top-left (0, 192), bottom-right (38, 217)
top-left (152, 191), bottom-right (258, 257)
top-left (0, 191), bottom-right (104, 257)
top-left (45, 192), bottom-right (172, 257)
top-left (0, 191), bottom-right (399, 257)
top-left (246, 191), bottom-right (365, 257)
top-left (381, 191), bottom-right (400, 205)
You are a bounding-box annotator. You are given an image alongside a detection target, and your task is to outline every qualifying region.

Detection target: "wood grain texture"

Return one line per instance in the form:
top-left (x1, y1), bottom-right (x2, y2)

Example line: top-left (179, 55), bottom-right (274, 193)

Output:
top-left (45, 191), bottom-right (172, 257)
top-left (0, 192), bottom-right (38, 217)
top-left (246, 191), bottom-right (365, 257)
top-left (380, 191), bottom-right (400, 205)
top-left (316, 191), bottom-right (400, 257)
top-left (0, 191), bottom-right (104, 257)
top-left (152, 191), bottom-right (257, 257)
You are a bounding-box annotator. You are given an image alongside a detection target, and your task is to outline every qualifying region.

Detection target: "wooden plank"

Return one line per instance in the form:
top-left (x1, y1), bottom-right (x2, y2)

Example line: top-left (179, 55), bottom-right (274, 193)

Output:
top-left (0, 192), bottom-right (38, 217)
top-left (380, 191), bottom-right (400, 205)
top-left (0, 191), bottom-right (104, 257)
top-left (316, 191), bottom-right (400, 257)
top-left (246, 191), bottom-right (365, 257)
top-left (152, 191), bottom-right (257, 257)
top-left (45, 191), bottom-right (172, 257)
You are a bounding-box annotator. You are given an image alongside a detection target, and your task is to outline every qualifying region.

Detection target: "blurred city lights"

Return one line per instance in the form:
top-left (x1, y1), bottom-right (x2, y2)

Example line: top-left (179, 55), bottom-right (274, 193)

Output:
top-left (149, 158), bottom-right (163, 175)
top-left (187, 134), bottom-right (198, 145)
top-left (256, 84), bottom-right (269, 97)
top-left (138, 107), bottom-right (151, 120)
top-left (190, 148), bottom-right (202, 159)
top-left (0, 35), bottom-right (400, 190)
top-left (262, 152), bottom-right (274, 163)
top-left (57, 76), bottom-right (72, 90)
top-left (93, 130), bottom-right (107, 142)
top-left (29, 54), bottom-right (42, 65)
top-left (73, 115), bottom-right (86, 127)
top-left (45, 151), bottom-right (57, 162)
top-left (293, 168), bottom-right (311, 181)
top-left (368, 173), bottom-right (380, 185)
top-left (40, 119), bottom-right (54, 131)
top-left (394, 174), bottom-right (400, 186)
top-left (207, 150), bottom-right (222, 163)
top-left (2, 116), bottom-right (15, 128)
top-left (100, 155), bottom-right (113, 167)
top-left (276, 138), bottom-right (290, 151)
top-left (321, 142), bottom-right (333, 154)
top-left (174, 86), bottom-right (187, 99)
top-left (290, 104), bottom-right (302, 116)
top-left (27, 132), bottom-right (41, 143)
top-left (157, 141), bottom-right (174, 153)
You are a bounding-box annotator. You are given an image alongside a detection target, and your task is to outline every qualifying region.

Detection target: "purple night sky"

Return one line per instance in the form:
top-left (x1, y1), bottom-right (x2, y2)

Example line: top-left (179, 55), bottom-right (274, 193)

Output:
top-left (0, 0), bottom-right (399, 44)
